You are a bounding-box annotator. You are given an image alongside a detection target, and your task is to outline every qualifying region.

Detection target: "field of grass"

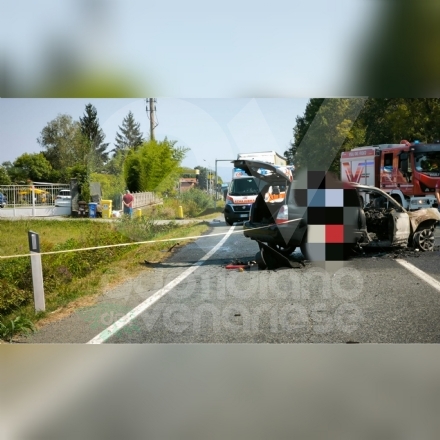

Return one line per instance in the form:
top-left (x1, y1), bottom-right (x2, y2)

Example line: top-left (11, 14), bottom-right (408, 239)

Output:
top-left (0, 218), bottom-right (210, 340)
top-left (141, 198), bottom-right (224, 220)
top-left (0, 219), bottom-right (101, 256)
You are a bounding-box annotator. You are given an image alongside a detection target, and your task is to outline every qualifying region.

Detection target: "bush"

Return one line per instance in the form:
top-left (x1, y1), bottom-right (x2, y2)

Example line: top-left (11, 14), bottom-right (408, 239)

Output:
top-left (0, 258), bottom-right (33, 314)
top-left (0, 220), bottom-right (183, 318)
top-left (114, 216), bottom-right (176, 242)
top-left (161, 206), bottom-right (177, 219)
top-left (180, 189), bottom-right (212, 217)
top-left (0, 224), bottom-right (133, 316)
top-left (148, 205), bottom-right (176, 219)
top-left (0, 315), bottom-right (35, 342)
top-left (146, 203), bottom-right (176, 220)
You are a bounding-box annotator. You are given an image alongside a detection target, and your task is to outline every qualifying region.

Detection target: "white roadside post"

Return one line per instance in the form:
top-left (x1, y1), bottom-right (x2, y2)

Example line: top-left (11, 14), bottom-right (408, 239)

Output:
top-left (28, 231), bottom-right (45, 312)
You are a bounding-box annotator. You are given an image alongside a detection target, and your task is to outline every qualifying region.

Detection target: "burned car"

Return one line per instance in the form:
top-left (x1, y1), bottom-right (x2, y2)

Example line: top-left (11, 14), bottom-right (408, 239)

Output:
top-left (240, 160), bottom-right (440, 257)
top-left (355, 186), bottom-right (440, 251)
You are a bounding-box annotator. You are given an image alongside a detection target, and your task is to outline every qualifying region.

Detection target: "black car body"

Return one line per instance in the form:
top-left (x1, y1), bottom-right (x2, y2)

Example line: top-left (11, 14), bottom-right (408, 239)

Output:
top-left (241, 160), bottom-right (440, 256)
top-left (235, 160), bottom-right (305, 255)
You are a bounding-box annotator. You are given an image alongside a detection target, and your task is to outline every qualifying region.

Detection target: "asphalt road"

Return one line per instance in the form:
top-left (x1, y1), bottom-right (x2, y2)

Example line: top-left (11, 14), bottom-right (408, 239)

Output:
top-left (24, 219), bottom-right (440, 343)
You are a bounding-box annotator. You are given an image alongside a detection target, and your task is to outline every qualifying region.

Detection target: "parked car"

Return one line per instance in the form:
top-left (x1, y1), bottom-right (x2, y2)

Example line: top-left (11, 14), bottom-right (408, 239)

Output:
top-left (0, 192), bottom-right (7, 208)
top-left (240, 160), bottom-right (440, 258)
top-left (55, 190), bottom-right (72, 207)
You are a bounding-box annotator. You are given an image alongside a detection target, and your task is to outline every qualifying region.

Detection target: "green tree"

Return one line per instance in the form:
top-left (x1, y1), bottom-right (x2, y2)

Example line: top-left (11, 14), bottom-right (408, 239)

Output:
top-left (124, 139), bottom-right (189, 194)
top-left (12, 153), bottom-right (54, 183)
top-left (104, 150), bottom-right (126, 176)
top-left (286, 98), bottom-right (440, 178)
top-left (124, 151), bottom-right (142, 192)
top-left (172, 144), bottom-right (190, 162)
top-left (286, 98), bottom-right (366, 174)
top-left (180, 166), bottom-right (198, 178)
top-left (65, 164), bottom-right (90, 202)
top-left (37, 114), bottom-right (86, 170)
top-left (2, 161), bottom-right (21, 183)
top-left (0, 166), bottom-right (11, 185)
top-left (79, 103), bottom-right (109, 169)
top-left (359, 99), bottom-right (440, 145)
top-left (194, 166), bottom-right (214, 191)
top-left (285, 98), bottom-right (325, 162)
top-left (113, 111), bottom-right (144, 154)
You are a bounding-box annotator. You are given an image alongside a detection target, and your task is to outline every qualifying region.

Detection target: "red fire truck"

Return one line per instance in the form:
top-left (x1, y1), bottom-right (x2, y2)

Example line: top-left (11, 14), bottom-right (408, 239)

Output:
top-left (340, 140), bottom-right (440, 210)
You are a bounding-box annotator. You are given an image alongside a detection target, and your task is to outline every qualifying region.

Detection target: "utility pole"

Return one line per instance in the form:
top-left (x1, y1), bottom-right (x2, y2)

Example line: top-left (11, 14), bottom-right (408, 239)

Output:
top-left (146, 98), bottom-right (158, 141)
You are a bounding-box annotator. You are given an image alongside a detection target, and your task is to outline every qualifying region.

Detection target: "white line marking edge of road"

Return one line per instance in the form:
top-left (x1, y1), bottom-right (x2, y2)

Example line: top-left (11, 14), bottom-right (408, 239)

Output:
top-left (87, 226), bottom-right (236, 344)
top-left (395, 259), bottom-right (440, 292)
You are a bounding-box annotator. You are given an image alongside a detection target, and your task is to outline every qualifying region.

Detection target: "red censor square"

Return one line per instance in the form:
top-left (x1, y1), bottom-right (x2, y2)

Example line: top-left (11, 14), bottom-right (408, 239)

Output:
top-left (325, 224), bottom-right (344, 243)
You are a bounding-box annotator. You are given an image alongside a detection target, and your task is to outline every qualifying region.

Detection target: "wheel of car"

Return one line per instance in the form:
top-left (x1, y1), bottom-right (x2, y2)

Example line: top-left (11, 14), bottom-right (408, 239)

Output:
top-left (255, 250), bottom-right (267, 270)
top-left (258, 246), bottom-right (283, 270)
top-left (299, 241), bottom-right (310, 260)
top-left (268, 243), bottom-right (296, 256)
top-left (225, 218), bottom-right (233, 226)
top-left (413, 228), bottom-right (435, 252)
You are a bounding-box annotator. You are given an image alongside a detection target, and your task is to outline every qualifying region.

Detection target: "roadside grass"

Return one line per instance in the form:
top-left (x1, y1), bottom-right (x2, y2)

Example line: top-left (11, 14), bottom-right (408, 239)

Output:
top-left (0, 218), bottom-right (210, 340)
top-left (0, 219), bottom-right (100, 256)
top-left (141, 198), bottom-right (224, 220)
top-left (197, 205), bottom-right (224, 220)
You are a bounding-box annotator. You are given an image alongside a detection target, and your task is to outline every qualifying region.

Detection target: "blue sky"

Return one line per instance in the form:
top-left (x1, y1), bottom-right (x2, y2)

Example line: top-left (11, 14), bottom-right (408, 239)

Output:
top-left (0, 98), bottom-right (308, 182)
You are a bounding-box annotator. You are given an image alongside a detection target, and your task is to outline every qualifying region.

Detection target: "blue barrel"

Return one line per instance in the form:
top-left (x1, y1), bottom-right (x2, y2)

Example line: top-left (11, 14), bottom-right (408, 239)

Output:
top-left (88, 202), bottom-right (97, 218)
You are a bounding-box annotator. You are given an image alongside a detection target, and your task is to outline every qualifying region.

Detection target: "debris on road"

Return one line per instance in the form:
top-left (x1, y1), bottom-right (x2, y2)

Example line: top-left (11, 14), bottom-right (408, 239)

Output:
top-left (160, 243), bottom-right (181, 253)
top-left (229, 259), bottom-right (251, 266)
top-left (143, 260), bottom-right (164, 266)
top-left (353, 246), bottom-right (424, 259)
top-left (167, 242), bottom-right (179, 252)
top-left (224, 259), bottom-right (257, 270)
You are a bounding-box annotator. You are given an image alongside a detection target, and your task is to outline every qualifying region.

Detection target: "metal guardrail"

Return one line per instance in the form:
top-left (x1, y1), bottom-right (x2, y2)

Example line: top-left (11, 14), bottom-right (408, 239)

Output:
top-left (124, 192), bottom-right (163, 210)
top-left (0, 185), bottom-right (162, 212)
top-left (0, 184), bottom-right (70, 208)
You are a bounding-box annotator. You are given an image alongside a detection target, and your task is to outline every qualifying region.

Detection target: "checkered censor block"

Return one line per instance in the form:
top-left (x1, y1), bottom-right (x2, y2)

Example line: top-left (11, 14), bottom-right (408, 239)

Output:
top-left (294, 170), bottom-right (361, 262)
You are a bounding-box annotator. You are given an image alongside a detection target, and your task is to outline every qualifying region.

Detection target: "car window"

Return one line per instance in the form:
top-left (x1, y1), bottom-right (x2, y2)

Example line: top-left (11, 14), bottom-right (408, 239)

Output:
top-left (228, 178), bottom-right (260, 196)
top-left (360, 189), bottom-right (402, 210)
top-left (285, 182), bottom-right (301, 206)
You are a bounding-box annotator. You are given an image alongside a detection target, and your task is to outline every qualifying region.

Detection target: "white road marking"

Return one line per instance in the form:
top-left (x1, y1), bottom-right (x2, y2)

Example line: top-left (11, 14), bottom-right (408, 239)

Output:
top-left (87, 226), bottom-right (236, 344)
top-left (396, 259), bottom-right (440, 292)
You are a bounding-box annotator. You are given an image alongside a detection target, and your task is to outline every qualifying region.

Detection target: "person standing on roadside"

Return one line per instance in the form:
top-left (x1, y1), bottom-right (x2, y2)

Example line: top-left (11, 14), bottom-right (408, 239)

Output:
top-left (123, 190), bottom-right (134, 217)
